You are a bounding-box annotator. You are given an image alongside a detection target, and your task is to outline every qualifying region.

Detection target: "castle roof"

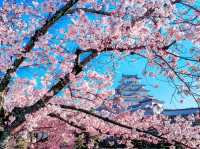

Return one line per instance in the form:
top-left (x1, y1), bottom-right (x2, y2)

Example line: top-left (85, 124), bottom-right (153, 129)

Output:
top-left (139, 97), bottom-right (164, 104)
top-left (121, 74), bottom-right (141, 80)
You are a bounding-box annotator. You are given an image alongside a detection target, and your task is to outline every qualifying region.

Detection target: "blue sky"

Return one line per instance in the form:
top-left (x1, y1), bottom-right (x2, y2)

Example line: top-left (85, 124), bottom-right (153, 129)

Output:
top-left (0, 0), bottom-right (198, 109)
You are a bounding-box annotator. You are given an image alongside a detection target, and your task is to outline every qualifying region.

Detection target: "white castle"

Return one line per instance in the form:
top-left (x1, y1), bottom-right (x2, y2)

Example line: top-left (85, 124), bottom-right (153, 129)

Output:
top-left (114, 74), bottom-right (164, 115)
top-left (97, 74), bottom-right (199, 117)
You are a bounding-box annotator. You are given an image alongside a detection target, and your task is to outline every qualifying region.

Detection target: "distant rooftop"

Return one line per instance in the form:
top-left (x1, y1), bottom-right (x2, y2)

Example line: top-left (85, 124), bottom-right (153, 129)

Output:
top-left (139, 97), bottom-right (164, 104)
top-left (162, 108), bottom-right (200, 116)
top-left (121, 74), bottom-right (141, 79)
top-left (129, 106), bottom-right (200, 117)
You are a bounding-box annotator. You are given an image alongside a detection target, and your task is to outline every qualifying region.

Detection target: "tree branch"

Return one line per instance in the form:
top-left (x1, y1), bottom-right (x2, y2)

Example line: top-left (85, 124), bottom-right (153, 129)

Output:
top-left (10, 49), bottom-right (99, 131)
top-left (155, 54), bottom-right (200, 108)
top-left (59, 105), bottom-right (195, 149)
top-left (178, 2), bottom-right (200, 13)
top-left (0, 0), bottom-right (79, 106)
top-left (66, 8), bottom-right (112, 16)
top-left (48, 113), bottom-right (86, 131)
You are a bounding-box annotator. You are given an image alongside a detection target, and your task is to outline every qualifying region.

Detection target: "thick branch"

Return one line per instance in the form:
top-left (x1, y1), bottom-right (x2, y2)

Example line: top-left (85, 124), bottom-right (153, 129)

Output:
top-left (66, 8), bottom-right (112, 16)
top-left (0, 0), bottom-right (79, 102)
top-left (10, 50), bottom-right (98, 130)
top-left (59, 105), bottom-right (195, 149)
top-left (48, 113), bottom-right (86, 131)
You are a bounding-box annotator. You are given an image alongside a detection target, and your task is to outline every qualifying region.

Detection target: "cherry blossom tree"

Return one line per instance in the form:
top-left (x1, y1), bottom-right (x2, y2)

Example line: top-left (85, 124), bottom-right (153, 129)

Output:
top-left (0, 0), bottom-right (200, 148)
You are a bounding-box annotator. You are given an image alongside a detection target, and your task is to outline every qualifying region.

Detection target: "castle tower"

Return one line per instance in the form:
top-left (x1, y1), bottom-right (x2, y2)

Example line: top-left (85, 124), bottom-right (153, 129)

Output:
top-left (116, 75), bottom-right (148, 103)
top-left (115, 75), bottom-right (164, 113)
